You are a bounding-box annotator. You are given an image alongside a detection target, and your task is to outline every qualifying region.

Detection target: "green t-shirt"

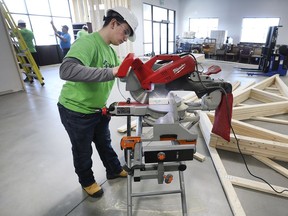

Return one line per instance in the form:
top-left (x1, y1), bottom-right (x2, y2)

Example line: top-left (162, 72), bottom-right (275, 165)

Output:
top-left (76, 29), bottom-right (89, 39)
top-left (59, 32), bottom-right (120, 114)
top-left (19, 28), bottom-right (36, 53)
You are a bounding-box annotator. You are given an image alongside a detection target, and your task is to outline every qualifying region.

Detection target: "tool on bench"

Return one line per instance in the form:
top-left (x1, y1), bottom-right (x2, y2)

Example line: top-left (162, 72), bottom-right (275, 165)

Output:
top-left (108, 53), bottom-right (233, 216)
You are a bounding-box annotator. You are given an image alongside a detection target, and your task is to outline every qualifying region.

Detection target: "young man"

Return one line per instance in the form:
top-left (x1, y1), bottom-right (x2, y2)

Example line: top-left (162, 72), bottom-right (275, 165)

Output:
top-left (50, 21), bottom-right (71, 58)
top-left (57, 7), bottom-right (138, 198)
top-left (76, 24), bottom-right (89, 39)
top-left (18, 19), bottom-right (40, 82)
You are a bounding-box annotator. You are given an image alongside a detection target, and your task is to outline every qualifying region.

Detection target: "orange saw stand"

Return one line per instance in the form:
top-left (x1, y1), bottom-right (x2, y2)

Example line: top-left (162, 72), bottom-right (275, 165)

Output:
top-left (119, 111), bottom-right (197, 216)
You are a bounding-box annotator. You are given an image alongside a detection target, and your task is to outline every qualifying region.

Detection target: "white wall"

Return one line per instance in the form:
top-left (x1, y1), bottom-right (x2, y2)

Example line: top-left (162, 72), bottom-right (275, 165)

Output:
top-left (131, 0), bottom-right (288, 56)
top-left (0, 13), bottom-right (24, 95)
top-left (178, 0), bottom-right (288, 45)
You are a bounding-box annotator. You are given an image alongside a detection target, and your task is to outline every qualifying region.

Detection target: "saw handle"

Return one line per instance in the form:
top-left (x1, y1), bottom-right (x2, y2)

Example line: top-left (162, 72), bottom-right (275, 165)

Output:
top-left (117, 53), bottom-right (135, 78)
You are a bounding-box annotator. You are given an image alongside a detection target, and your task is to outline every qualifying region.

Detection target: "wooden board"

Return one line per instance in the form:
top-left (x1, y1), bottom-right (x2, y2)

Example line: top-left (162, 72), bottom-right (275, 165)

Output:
top-left (229, 175), bottom-right (288, 198)
top-left (199, 111), bottom-right (246, 215)
top-left (193, 152), bottom-right (206, 162)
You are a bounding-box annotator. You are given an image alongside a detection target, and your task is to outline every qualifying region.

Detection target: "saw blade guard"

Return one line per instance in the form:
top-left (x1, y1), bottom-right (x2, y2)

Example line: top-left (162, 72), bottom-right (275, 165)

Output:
top-left (118, 53), bottom-right (197, 104)
top-left (130, 54), bottom-right (196, 91)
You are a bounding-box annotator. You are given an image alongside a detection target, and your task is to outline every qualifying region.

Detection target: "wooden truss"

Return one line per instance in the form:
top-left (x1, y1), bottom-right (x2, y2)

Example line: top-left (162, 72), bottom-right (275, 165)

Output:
top-left (199, 74), bottom-right (288, 215)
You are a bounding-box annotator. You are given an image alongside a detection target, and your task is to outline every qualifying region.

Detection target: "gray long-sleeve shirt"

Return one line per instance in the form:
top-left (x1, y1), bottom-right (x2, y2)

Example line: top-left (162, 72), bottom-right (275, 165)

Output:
top-left (59, 57), bottom-right (115, 82)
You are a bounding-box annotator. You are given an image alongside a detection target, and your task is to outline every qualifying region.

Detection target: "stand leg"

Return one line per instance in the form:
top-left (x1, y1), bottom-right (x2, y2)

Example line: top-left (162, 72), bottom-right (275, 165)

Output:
top-left (127, 149), bottom-right (132, 216)
top-left (136, 116), bottom-right (142, 136)
top-left (127, 116), bottom-right (131, 136)
top-left (179, 162), bottom-right (187, 216)
top-left (126, 116), bottom-right (133, 215)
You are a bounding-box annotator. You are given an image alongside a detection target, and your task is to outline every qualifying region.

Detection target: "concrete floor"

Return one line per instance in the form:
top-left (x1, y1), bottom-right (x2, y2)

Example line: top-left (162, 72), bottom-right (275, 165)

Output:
top-left (0, 59), bottom-right (287, 216)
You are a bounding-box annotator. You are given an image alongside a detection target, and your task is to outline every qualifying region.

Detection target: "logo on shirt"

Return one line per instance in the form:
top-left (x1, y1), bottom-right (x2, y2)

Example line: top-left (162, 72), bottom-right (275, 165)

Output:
top-left (103, 60), bottom-right (114, 68)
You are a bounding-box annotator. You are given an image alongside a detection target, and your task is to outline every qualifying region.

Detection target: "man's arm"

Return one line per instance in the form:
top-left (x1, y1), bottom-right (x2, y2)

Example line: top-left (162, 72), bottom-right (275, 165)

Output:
top-left (50, 21), bottom-right (67, 42)
top-left (61, 33), bottom-right (70, 43)
top-left (50, 20), bottom-right (57, 33)
top-left (59, 57), bottom-right (116, 82)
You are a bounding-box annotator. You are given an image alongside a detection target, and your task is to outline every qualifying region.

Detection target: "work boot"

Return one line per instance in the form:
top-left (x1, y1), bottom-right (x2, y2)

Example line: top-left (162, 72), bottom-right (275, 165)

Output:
top-left (107, 169), bottom-right (128, 180)
top-left (83, 183), bottom-right (103, 198)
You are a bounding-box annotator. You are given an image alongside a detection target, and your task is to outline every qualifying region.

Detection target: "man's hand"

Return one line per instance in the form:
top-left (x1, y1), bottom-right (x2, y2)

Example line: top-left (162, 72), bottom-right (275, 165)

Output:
top-left (50, 20), bottom-right (57, 33)
top-left (112, 66), bottom-right (119, 76)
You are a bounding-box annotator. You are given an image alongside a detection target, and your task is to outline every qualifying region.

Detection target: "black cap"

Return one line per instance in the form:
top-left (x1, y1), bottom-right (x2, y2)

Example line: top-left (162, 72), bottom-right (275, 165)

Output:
top-left (62, 25), bottom-right (69, 30)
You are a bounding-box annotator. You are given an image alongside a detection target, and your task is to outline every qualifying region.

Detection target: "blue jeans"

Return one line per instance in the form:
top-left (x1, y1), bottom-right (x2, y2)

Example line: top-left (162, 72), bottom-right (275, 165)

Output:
top-left (62, 48), bottom-right (70, 57)
top-left (58, 103), bottom-right (122, 187)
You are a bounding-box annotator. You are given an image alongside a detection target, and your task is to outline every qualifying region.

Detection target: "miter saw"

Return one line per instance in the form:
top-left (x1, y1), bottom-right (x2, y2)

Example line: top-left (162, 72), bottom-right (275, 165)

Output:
top-left (108, 53), bottom-right (233, 216)
top-left (109, 53), bottom-right (232, 140)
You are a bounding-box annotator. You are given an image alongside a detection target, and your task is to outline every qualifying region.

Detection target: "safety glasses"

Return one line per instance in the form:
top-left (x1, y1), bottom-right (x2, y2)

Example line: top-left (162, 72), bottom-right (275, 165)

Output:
top-left (116, 21), bottom-right (131, 37)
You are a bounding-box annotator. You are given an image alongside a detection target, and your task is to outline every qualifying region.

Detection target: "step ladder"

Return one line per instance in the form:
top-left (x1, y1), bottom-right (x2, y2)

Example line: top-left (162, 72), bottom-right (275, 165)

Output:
top-left (0, 0), bottom-right (44, 86)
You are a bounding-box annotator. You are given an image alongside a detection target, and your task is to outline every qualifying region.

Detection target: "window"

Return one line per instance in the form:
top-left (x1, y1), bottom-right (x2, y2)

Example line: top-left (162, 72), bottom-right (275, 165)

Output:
top-left (49, 0), bottom-right (71, 17)
top-left (189, 18), bottom-right (218, 38)
top-left (240, 18), bottom-right (280, 43)
top-left (29, 15), bottom-right (55, 45)
top-left (7, 0), bottom-right (73, 46)
top-left (143, 4), bottom-right (175, 55)
top-left (25, 0), bottom-right (50, 15)
top-left (4, 0), bottom-right (27, 13)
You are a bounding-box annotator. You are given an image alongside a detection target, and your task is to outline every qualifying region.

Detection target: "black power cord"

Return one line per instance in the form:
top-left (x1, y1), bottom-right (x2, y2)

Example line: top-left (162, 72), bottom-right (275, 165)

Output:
top-left (230, 126), bottom-right (288, 194)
